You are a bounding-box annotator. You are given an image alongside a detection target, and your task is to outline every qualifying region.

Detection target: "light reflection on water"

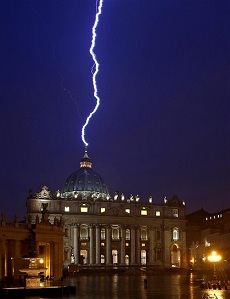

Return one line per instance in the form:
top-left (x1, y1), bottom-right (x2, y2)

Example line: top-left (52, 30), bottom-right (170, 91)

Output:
top-left (15, 272), bottom-right (230, 299)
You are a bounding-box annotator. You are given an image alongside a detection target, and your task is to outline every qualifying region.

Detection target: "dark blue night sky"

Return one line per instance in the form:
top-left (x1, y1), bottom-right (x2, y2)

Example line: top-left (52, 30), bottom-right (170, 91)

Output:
top-left (0, 0), bottom-right (229, 220)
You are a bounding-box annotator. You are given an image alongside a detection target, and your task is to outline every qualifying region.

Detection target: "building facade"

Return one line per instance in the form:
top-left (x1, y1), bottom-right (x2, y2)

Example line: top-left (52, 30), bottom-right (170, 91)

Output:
top-left (186, 208), bottom-right (230, 279)
top-left (26, 151), bottom-right (187, 269)
top-left (0, 210), bottom-right (63, 281)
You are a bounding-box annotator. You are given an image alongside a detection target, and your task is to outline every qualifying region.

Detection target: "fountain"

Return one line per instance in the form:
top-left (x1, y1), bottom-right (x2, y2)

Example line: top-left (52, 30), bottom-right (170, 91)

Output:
top-left (19, 257), bottom-right (47, 287)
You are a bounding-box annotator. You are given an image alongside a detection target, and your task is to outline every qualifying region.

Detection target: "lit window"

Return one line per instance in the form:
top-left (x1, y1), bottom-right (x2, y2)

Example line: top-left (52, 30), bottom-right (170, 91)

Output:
top-left (101, 243), bottom-right (105, 247)
top-left (142, 243), bottom-right (145, 247)
top-left (112, 228), bottom-right (119, 240)
top-left (125, 209), bottom-right (130, 213)
top-left (156, 211), bottom-right (161, 216)
top-left (206, 217), bottom-right (208, 221)
top-left (141, 229), bottom-right (147, 240)
top-left (101, 228), bottom-right (105, 240)
top-left (141, 210), bottom-right (147, 215)
top-left (172, 209), bottom-right (178, 217)
top-left (81, 207), bottom-right (88, 213)
top-left (101, 207), bottom-right (105, 213)
top-left (172, 228), bottom-right (179, 241)
top-left (126, 243), bottom-right (129, 246)
top-left (65, 206), bottom-right (69, 212)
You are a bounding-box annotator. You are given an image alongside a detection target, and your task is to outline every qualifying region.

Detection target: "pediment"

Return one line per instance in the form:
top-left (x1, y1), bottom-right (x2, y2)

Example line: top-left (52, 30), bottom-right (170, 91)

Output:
top-left (101, 207), bottom-right (132, 217)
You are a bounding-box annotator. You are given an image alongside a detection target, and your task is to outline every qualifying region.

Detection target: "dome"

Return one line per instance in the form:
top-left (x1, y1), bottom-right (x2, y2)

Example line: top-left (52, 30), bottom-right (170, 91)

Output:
top-left (61, 150), bottom-right (109, 200)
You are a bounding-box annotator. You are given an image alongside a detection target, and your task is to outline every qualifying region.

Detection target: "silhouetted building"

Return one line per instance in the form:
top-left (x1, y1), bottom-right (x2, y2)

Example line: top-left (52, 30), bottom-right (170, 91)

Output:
top-left (186, 208), bottom-right (230, 279)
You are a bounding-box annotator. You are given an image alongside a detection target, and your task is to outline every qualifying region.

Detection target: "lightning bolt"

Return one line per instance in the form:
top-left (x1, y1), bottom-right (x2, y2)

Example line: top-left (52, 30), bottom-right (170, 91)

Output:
top-left (81, 0), bottom-right (104, 148)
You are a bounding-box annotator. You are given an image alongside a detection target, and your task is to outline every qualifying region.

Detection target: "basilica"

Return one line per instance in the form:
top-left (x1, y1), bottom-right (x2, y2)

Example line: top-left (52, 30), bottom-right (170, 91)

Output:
top-left (26, 150), bottom-right (187, 270)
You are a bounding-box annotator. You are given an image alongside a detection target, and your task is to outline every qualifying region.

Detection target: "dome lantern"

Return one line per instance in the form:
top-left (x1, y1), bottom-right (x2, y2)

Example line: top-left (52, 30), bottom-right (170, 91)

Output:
top-left (61, 150), bottom-right (109, 201)
top-left (80, 150), bottom-right (92, 169)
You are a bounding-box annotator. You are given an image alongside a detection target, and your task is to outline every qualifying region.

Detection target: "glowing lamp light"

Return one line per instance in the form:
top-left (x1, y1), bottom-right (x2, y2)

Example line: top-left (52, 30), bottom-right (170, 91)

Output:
top-left (207, 251), bottom-right (221, 263)
top-left (39, 258), bottom-right (44, 264)
top-left (207, 251), bottom-right (221, 282)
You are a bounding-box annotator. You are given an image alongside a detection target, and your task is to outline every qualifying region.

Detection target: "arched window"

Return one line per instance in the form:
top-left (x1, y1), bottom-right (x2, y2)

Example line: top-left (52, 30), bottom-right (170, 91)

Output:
top-left (141, 250), bottom-right (146, 265)
top-left (112, 228), bottom-right (119, 240)
top-left (101, 255), bottom-right (105, 264)
top-left (141, 229), bottom-right (147, 240)
top-left (80, 226), bottom-right (88, 239)
top-left (171, 244), bottom-right (180, 267)
top-left (172, 227), bottom-right (179, 241)
top-left (126, 229), bottom-right (130, 240)
top-left (125, 255), bottom-right (129, 265)
top-left (101, 228), bottom-right (105, 240)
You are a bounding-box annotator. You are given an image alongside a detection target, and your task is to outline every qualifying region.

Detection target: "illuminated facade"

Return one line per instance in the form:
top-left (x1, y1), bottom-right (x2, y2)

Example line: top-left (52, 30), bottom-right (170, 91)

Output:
top-left (26, 151), bottom-right (187, 269)
top-left (0, 210), bottom-right (63, 281)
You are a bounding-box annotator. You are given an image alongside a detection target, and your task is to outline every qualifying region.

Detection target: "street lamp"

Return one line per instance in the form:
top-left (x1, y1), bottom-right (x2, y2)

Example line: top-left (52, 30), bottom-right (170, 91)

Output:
top-left (207, 251), bottom-right (221, 283)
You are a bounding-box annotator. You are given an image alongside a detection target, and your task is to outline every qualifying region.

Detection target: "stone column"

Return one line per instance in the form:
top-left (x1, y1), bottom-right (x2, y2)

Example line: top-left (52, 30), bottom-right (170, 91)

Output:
top-left (130, 226), bottom-right (136, 265)
top-left (181, 228), bottom-right (187, 268)
top-left (36, 241), bottom-right (39, 256)
top-left (120, 226), bottom-right (125, 265)
top-left (53, 242), bottom-right (59, 279)
top-left (163, 224), bottom-right (171, 267)
top-left (95, 225), bottom-right (101, 264)
top-left (89, 225), bottom-right (94, 265)
top-left (3, 240), bottom-right (8, 277)
top-left (106, 225), bottom-right (111, 265)
top-left (73, 225), bottom-right (79, 264)
top-left (14, 240), bottom-right (21, 257)
top-left (136, 227), bottom-right (140, 264)
top-left (50, 242), bottom-right (54, 278)
top-left (0, 239), bottom-right (2, 279)
top-left (148, 226), bottom-right (154, 264)
top-left (44, 243), bottom-right (50, 278)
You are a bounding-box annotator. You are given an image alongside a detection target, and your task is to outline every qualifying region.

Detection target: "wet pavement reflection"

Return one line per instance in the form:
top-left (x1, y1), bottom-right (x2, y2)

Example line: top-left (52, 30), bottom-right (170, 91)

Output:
top-left (64, 272), bottom-right (229, 299)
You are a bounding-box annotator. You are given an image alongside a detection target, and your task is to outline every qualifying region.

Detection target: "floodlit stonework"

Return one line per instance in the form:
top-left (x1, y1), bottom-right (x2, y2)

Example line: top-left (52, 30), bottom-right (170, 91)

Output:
top-left (0, 209), bottom-right (63, 281)
top-left (26, 151), bottom-right (187, 270)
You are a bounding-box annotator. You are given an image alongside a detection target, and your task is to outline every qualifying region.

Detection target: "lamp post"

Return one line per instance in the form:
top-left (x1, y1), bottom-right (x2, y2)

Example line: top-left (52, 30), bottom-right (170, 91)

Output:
top-left (207, 251), bottom-right (221, 283)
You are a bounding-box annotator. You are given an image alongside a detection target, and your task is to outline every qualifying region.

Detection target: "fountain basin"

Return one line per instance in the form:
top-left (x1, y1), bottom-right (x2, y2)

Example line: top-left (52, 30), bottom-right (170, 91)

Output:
top-left (19, 257), bottom-right (47, 287)
top-left (19, 268), bottom-right (47, 277)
